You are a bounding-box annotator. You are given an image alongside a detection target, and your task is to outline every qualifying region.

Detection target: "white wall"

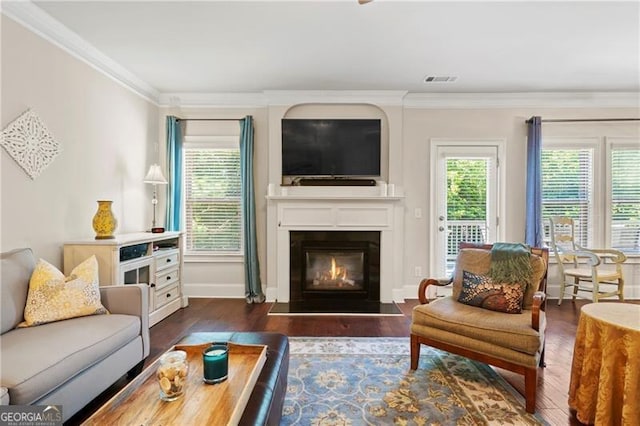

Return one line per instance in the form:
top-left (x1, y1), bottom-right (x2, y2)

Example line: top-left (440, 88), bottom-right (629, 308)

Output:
top-left (1, 16), bottom-right (159, 266)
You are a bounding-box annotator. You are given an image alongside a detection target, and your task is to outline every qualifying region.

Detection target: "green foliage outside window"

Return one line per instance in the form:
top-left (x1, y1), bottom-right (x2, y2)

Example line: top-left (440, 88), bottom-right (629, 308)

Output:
top-left (185, 149), bottom-right (242, 253)
top-left (447, 159), bottom-right (487, 220)
top-left (611, 150), bottom-right (640, 221)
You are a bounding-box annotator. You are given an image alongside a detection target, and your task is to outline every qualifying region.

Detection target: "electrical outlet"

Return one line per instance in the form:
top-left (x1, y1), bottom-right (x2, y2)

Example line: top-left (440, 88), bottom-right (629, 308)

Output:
top-left (414, 266), bottom-right (422, 277)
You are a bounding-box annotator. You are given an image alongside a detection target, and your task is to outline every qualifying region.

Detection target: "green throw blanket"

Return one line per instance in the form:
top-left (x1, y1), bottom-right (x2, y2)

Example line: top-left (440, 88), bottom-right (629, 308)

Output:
top-left (487, 242), bottom-right (533, 288)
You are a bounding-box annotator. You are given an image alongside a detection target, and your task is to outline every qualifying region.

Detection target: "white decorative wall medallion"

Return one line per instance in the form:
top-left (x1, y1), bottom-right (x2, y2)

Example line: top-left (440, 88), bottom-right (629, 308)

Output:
top-left (1, 109), bottom-right (62, 179)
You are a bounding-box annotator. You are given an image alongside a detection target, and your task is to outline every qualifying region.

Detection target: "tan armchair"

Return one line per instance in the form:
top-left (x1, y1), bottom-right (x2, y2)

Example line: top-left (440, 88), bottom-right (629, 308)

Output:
top-left (410, 243), bottom-right (549, 414)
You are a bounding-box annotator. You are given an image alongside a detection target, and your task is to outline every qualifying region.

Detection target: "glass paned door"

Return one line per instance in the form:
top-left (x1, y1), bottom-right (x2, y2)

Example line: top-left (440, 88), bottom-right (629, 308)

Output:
top-left (433, 145), bottom-right (499, 277)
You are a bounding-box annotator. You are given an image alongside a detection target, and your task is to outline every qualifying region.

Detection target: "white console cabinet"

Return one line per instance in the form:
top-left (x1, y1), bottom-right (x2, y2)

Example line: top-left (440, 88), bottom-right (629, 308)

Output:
top-left (63, 231), bottom-right (186, 326)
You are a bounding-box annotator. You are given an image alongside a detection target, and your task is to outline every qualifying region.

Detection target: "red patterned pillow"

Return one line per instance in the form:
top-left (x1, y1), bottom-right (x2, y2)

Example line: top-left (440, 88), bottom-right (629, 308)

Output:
top-left (457, 270), bottom-right (524, 314)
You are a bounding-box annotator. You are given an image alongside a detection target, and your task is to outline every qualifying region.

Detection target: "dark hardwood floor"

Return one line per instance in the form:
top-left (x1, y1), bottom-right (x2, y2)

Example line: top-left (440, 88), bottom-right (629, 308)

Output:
top-left (68, 298), bottom-right (639, 425)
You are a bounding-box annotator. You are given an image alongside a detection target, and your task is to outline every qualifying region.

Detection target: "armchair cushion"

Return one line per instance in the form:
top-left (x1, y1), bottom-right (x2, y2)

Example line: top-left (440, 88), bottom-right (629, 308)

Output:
top-left (458, 270), bottom-right (524, 313)
top-left (452, 248), bottom-right (547, 310)
top-left (412, 297), bottom-right (545, 356)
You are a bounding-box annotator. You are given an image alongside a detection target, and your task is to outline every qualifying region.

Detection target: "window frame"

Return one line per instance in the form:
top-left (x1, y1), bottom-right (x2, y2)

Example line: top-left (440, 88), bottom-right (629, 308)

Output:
top-left (606, 137), bottom-right (640, 254)
top-left (541, 138), bottom-right (600, 248)
top-left (182, 135), bottom-right (244, 262)
top-left (542, 136), bottom-right (640, 260)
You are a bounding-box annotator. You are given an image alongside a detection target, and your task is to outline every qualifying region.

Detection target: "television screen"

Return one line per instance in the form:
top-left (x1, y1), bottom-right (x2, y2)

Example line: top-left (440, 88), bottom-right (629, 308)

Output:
top-left (282, 119), bottom-right (381, 177)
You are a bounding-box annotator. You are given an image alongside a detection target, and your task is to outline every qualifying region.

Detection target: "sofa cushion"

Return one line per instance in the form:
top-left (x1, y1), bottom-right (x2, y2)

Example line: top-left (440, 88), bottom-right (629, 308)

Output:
top-left (412, 296), bottom-right (545, 355)
top-left (1, 248), bottom-right (35, 334)
top-left (20, 256), bottom-right (108, 328)
top-left (0, 313), bottom-right (140, 405)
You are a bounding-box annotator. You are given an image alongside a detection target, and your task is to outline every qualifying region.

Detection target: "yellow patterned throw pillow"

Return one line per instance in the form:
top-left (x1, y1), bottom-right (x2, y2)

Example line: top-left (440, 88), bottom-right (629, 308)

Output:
top-left (19, 255), bottom-right (108, 327)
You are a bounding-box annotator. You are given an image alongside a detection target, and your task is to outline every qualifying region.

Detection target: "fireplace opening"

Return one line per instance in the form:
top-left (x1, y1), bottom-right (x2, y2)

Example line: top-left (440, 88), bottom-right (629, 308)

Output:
top-left (290, 231), bottom-right (380, 304)
top-left (306, 250), bottom-right (364, 291)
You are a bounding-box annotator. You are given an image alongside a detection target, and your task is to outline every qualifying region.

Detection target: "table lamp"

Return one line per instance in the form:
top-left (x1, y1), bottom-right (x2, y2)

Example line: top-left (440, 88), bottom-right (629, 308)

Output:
top-left (144, 164), bottom-right (168, 233)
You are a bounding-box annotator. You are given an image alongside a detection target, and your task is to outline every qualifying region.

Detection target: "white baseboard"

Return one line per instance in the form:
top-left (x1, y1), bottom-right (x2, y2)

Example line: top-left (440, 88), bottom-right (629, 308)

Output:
top-left (266, 286), bottom-right (278, 302)
top-left (183, 283), bottom-right (245, 298)
top-left (546, 284), bottom-right (640, 300)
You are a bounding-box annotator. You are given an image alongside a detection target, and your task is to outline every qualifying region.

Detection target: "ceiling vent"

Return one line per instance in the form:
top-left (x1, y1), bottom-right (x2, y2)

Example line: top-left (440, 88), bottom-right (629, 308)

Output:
top-left (424, 76), bottom-right (458, 83)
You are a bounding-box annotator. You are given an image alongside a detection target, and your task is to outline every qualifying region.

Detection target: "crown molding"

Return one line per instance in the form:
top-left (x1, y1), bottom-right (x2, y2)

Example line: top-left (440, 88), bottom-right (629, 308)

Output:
top-left (157, 92), bottom-right (267, 108)
top-left (403, 92), bottom-right (640, 109)
top-left (162, 91), bottom-right (640, 109)
top-left (158, 90), bottom-right (409, 108)
top-left (2, 1), bottom-right (160, 104)
top-left (263, 90), bottom-right (409, 106)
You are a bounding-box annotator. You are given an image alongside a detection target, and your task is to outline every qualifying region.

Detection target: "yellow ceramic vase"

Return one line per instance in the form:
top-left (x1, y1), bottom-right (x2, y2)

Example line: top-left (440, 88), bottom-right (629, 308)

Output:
top-left (92, 200), bottom-right (117, 240)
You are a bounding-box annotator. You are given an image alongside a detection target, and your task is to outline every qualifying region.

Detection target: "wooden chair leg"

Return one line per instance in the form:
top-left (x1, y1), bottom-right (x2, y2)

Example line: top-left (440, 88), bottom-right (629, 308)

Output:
top-left (410, 334), bottom-right (420, 370)
top-left (524, 367), bottom-right (537, 414)
top-left (619, 277), bottom-right (625, 301)
top-left (539, 346), bottom-right (546, 368)
top-left (557, 276), bottom-right (566, 305)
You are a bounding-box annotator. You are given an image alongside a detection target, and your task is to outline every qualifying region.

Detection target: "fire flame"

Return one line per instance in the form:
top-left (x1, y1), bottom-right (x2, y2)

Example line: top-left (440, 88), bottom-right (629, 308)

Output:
top-left (312, 256), bottom-right (354, 287)
top-left (329, 257), bottom-right (348, 281)
top-left (331, 257), bottom-right (337, 279)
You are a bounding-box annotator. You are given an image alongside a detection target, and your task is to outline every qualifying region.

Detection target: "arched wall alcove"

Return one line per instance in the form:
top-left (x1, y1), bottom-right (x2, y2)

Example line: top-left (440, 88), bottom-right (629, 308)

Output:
top-left (280, 103), bottom-right (390, 184)
top-left (265, 96), bottom-right (404, 189)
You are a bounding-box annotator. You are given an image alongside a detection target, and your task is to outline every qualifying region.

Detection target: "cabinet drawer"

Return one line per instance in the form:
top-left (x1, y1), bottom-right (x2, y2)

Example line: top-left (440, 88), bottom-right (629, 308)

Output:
top-left (155, 266), bottom-right (179, 290)
top-left (155, 249), bottom-right (179, 272)
top-left (155, 282), bottom-right (180, 309)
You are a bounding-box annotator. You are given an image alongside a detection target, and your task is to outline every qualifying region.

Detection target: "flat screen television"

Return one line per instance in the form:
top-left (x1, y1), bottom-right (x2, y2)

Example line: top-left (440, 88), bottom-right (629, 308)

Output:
top-left (282, 119), bottom-right (381, 177)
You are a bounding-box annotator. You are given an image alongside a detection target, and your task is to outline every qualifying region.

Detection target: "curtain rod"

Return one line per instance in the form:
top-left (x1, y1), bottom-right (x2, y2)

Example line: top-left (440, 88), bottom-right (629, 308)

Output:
top-left (176, 118), bottom-right (242, 122)
top-left (527, 117), bottom-right (640, 123)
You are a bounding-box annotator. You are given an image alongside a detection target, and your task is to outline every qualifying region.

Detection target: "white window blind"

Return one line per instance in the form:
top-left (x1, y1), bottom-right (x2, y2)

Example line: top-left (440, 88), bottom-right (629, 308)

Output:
top-left (541, 148), bottom-right (593, 247)
top-left (610, 146), bottom-right (640, 253)
top-left (183, 147), bottom-right (242, 254)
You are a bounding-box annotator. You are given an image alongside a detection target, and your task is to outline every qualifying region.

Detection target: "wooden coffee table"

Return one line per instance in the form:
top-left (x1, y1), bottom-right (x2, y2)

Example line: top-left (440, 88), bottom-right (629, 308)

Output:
top-left (82, 341), bottom-right (267, 425)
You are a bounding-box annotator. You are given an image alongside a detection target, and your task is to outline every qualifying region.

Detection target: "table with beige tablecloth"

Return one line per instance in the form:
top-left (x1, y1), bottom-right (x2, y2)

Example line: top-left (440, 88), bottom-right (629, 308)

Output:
top-left (569, 302), bottom-right (640, 425)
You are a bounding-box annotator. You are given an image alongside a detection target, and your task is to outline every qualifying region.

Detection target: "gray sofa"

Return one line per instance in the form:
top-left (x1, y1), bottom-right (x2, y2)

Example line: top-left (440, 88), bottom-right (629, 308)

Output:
top-left (0, 248), bottom-right (150, 421)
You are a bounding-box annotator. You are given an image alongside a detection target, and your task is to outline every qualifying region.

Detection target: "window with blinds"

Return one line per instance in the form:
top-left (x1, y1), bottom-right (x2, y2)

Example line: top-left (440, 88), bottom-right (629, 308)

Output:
top-left (541, 148), bottom-right (593, 247)
top-left (610, 145), bottom-right (640, 253)
top-left (183, 147), bottom-right (242, 254)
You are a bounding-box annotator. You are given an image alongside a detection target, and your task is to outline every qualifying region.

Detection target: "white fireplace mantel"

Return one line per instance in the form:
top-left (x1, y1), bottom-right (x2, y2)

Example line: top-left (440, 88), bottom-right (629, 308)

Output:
top-left (265, 184), bottom-right (405, 303)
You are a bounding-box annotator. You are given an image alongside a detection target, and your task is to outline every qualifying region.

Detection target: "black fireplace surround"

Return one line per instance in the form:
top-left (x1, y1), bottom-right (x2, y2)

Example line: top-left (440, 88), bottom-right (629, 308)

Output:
top-left (289, 231), bottom-right (380, 309)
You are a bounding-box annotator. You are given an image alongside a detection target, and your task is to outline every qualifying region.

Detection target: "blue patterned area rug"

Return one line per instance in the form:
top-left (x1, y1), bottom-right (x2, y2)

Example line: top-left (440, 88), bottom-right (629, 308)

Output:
top-left (281, 337), bottom-right (546, 425)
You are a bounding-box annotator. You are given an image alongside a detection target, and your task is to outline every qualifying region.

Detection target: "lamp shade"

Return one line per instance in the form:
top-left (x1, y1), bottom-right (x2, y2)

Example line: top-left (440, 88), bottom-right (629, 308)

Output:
top-left (144, 164), bottom-right (168, 185)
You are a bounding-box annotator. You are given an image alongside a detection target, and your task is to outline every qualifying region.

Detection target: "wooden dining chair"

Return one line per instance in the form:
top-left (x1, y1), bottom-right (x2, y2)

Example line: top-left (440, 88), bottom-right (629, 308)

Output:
top-left (548, 216), bottom-right (626, 304)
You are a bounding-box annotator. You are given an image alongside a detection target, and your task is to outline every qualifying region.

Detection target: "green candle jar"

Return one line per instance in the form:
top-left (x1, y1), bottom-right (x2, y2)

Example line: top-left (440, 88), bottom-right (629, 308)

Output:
top-left (203, 344), bottom-right (228, 384)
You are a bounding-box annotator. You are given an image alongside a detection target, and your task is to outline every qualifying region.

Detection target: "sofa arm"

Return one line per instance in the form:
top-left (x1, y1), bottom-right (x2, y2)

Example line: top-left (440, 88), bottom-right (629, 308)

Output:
top-left (1, 387), bottom-right (9, 405)
top-left (100, 284), bottom-right (150, 358)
